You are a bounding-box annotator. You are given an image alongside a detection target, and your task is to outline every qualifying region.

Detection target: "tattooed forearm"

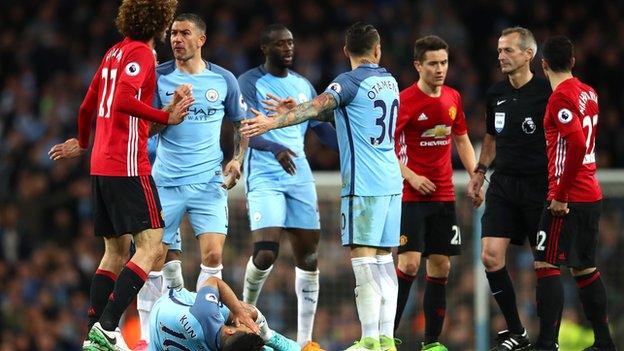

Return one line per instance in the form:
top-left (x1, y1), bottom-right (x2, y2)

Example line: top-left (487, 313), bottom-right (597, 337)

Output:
top-left (273, 92), bottom-right (337, 128)
top-left (232, 122), bottom-right (248, 164)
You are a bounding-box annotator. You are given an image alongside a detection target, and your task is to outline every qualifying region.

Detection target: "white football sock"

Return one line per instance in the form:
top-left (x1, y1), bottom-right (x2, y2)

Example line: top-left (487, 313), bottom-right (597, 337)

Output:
top-left (376, 254), bottom-right (398, 338)
top-left (352, 256), bottom-right (382, 340)
top-left (243, 256), bottom-right (273, 305)
top-left (295, 267), bottom-right (319, 345)
top-left (162, 260), bottom-right (184, 290)
top-left (196, 264), bottom-right (223, 291)
top-left (137, 271), bottom-right (163, 342)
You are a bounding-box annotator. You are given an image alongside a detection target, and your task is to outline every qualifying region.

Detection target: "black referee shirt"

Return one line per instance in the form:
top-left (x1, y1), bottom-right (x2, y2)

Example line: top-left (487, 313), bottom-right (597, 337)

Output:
top-left (485, 75), bottom-right (551, 175)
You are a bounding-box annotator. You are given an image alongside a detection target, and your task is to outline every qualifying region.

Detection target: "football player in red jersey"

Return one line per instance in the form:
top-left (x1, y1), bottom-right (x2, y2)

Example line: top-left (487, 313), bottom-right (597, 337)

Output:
top-left (47, 1), bottom-right (194, 350)
top-left (393, 35), bottom-right (481, 350)
top-left (533, 36), bottom-right (615, 351)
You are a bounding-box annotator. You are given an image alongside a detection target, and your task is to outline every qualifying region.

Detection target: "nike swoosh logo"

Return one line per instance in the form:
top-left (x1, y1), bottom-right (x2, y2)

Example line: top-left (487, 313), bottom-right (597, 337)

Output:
top-left (492, 290), bottom-right (502, 296)
top-left (302, 289), bottom-right (318, 293)
top-left (165, 91), bottom-right (175, 96)
top-left (496, 100), bottom-right (506, 106)
top-left (100, 329), bottom-right (117, 345)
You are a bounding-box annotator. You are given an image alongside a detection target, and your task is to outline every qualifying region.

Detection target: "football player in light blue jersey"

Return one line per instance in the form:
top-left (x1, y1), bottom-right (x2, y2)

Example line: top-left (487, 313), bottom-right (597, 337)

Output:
top-left (241, 22), bottom-right (401, 351)
top-left (237, 24), bottom-right (337, 349)
top-left (149, 277), bottom-right (321, 351)
top-left (136, 13), bottom-right (249, 350)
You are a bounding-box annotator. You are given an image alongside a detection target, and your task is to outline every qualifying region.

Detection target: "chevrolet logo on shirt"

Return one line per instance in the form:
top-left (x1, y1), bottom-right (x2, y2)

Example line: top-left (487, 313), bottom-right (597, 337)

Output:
top-left (421, 124), bottom-right (451, 138)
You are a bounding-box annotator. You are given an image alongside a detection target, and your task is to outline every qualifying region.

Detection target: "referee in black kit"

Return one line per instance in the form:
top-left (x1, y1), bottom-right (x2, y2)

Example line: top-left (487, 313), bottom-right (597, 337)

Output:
top-left (468, 26), bottom-right (551, 350)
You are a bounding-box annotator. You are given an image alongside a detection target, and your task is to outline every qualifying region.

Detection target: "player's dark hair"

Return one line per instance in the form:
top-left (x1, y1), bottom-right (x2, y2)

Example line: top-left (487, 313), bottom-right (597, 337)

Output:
top-left (115, 0), bottom-right (178, 42)
top-left (221, 331), bottom-right (265, 351)
top-left (413, 35), bottom-right (449, 62)
top-left (174, 13), bottom-right (206, 33)
top-left (543, 35), bottom-right (574, 73)
top-left (261, 24), bottom-right (290, 45)
top-left (345, 22), bottom-right (380, 56)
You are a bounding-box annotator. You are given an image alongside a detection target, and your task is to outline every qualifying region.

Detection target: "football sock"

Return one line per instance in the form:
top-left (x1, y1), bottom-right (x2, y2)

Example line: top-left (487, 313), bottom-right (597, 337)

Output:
top-left (243, 256), bottom-right (272, 305)
top-left (137, 271), bottom-right (163, 342)
top-left (535, 268), bottom-right (563, 348)
top-left (352, 256), bottom-right (382, 340)
top-left (196, 263), bottom-right (223, 291)
top-left (162, 260), bottom-right (184, 290)
top-left (423, 275), bottom-right (447, 344)
top-left (575, 270), bottom-right (614, 347)
top-left (295, 267), bottom-right (319, 345)
top-left (486, 266), bottom-right (524, 334)
top-left (376, 254), bottom-right (398, 338)
top-left (99, 261), bottom-right (147, 332)
top-left (87, 269), bottom-right (117, 330)
top-left (395, 267), bottom-right (416, 330)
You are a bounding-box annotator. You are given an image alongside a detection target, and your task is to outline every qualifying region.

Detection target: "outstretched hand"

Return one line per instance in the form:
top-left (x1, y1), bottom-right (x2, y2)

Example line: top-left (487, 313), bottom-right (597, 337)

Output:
top-left (262, 93), bottom-right (296, 116)
top-left (48, 138), bottom-right (84, 160)
top-left (240, 109), bottom-right (274, 137)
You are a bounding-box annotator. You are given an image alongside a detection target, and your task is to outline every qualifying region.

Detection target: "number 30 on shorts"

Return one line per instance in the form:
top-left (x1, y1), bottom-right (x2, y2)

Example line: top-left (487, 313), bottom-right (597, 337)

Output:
top-left (450, 225), bottom-right (461, 245)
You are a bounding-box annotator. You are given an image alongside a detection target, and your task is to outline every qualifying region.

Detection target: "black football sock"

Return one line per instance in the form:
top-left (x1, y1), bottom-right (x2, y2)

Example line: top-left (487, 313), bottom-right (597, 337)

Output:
top-left (575, 270), bottom-right (614, 347)
top-left (99, 261), bottom-right (147, 331)
top-left (394, 267), bottom-right (416, 330)
top-left (423, 275), bottom-right (447, 344)
top-left (87, 269), bottom-right (117, 330)
top-left (535, 268), bottom-right (563, 348)
top-left (486, 266), bottom-right (524, 334)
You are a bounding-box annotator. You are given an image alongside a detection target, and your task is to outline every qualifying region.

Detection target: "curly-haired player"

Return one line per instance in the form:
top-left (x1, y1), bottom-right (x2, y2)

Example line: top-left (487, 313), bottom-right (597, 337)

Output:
top-left (48, 1), bottom-right (192, 350)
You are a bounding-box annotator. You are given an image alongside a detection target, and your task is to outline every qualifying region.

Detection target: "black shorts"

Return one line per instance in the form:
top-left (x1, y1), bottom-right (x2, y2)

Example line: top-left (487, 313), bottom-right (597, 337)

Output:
top-left (534, 201), bottom-right (601, 269)
top-left (398, 201), bottom-right (461, 257)
top-left (481, 172), bottom-right (548, 246)
top-left (92, 175), bottom-right (164, 237)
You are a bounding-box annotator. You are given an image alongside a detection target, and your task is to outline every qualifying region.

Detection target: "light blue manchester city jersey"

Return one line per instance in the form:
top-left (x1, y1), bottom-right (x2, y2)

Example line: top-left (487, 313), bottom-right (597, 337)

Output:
top-left (238, 65), bottom-right (319, 184)
top-left (152, 60), bottom-right (246, 187)
top-left (324, 63), bottom-right (402, 196)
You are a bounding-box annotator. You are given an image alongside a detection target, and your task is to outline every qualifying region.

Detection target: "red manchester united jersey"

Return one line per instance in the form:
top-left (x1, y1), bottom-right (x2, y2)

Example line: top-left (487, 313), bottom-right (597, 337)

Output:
top-left (395, 84), bottom-right (467, 202)
top-left (544, 77), bottom-right (601, 202)
top-left (78, 38), bottom-right (169, 176)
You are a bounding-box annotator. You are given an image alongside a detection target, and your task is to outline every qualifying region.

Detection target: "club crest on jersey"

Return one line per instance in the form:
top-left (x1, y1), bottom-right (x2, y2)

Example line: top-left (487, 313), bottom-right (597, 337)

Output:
top-left (239, 96), bottom-right (248, 111)
top-left (449, 105), bottom-right (457, 121)
top-left (522, 117), bottom-right (536, 134)
top-left (328, 82), bottom-right (342, 93)
top-left (124, 62), bottom-right (140, 76)
top-left (495, 112), bottom-right (505, 133)
top-left (206, 89), bottom-right (219, 102)
top-left (557, 108), bottom-right (573, 124)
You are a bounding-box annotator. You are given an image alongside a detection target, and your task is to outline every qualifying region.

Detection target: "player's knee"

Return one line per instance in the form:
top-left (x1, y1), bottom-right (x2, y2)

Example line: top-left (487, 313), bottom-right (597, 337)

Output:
top-left (252, 241), bottom-right (279, 270)
top-left (433, 259), bottom-right (451, 276)
top-left (481, 248), bottom-right (503, 270)
top-left (295, 251), bottom-right (318, 271)
top-left (201, 250), bottom-right (223, 267)
top-left (398, 260), bottom-right (420, 276)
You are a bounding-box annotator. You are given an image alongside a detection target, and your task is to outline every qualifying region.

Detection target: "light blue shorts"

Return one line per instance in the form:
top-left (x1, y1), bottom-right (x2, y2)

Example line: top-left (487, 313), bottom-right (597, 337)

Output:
top-left (158, 182), bottom-right (228, 251)
top-left (247, 181), bottom-right (320, 231)
top-left (340, 194), bottom-right (401, 247)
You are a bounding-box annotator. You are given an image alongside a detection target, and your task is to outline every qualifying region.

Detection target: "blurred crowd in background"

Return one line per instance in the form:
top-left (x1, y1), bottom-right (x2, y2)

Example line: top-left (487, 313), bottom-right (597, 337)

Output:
top-left (0, 0), bottom-right (623, 349)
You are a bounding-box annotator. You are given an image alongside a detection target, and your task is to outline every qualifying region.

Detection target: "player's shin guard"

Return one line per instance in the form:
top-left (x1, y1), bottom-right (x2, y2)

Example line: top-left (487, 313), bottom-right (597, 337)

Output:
top-left (352, 256), bottom-right (382, 340)
top-left (535, 267), bottom-right (563, 348)
top-left (243, 256), bottom-right (273, 305)
top-left (137, 271), bottom-right (164, 342)
top-left (162, 259), bottom-right (184, 290)
top-left (376, 254), bottom-right (398, 339)
top-left (295, 267), bottom-right (319, 346)
top-left (575, 270), bottom-right (615, 347)
top-left (196, 263), bottom-right (223, 291)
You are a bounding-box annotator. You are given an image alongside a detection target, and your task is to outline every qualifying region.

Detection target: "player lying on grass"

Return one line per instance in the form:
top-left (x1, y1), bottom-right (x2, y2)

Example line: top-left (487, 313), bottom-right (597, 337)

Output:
top-left (148, 276), bottom-right (325, 351)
